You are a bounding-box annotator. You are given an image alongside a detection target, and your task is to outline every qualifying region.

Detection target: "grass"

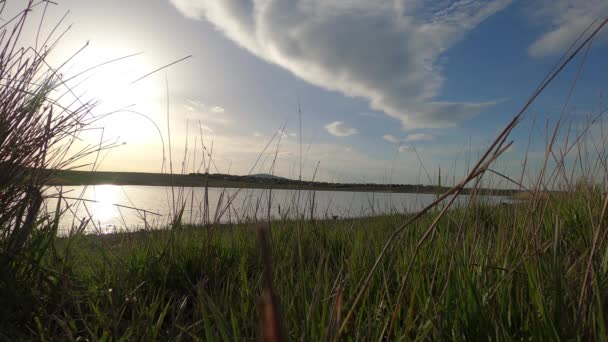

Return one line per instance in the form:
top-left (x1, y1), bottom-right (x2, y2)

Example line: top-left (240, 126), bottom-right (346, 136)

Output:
top-left (1, 2), bottom-right (608, 341)
top-left (4, 193), bottom-right (608, 340)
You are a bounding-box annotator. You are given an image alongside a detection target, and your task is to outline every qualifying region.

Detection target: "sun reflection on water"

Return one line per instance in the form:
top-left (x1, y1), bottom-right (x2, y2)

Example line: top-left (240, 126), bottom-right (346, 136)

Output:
top-left (90, 185), bottom-right (121, 225)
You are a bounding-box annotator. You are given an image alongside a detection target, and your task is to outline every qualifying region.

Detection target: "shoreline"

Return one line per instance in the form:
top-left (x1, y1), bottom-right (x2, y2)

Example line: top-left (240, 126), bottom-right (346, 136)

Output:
top-left (44, 169), bottom-right (521, 196)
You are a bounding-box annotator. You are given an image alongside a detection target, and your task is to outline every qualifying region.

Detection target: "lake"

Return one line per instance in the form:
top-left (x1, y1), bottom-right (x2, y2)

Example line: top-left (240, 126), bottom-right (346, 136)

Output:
top-left (45, 185), bottom-right (510, 234)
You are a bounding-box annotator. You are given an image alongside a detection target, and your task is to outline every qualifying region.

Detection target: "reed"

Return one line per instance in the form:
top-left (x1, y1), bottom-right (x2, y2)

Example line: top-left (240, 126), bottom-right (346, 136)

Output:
top-left (1, 2), bottom-right (608, 341)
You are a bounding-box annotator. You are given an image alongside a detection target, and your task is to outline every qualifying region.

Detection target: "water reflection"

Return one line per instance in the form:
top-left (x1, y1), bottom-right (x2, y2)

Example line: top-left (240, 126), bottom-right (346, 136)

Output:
top-left (90, 185), bottom-right (121, 223)
top-left (46, 185), bottom-right (509, 235)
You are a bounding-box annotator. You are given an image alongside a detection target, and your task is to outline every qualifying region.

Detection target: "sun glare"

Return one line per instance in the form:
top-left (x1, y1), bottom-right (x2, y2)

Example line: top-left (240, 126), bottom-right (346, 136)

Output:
top-left (69, 46), bottom-right (164, 143)
top-left (90, 184), bottom-right (121, 224)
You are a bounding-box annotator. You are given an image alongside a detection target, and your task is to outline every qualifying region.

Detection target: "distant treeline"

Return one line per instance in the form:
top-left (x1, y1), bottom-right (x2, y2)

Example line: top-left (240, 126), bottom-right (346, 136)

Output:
top-left (42, 169), bottom-right (520, 195)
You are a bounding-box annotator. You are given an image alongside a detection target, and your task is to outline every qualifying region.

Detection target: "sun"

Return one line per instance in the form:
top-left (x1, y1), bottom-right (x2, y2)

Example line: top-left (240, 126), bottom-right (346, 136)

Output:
top-left (67, 45), bottom-right (165, 143)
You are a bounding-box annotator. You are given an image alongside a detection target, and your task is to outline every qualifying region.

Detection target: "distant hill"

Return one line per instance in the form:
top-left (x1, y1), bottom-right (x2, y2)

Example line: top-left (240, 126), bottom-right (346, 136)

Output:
top-left (249, 173), bottom-right (290, 181)
top-left (42, 169), bottom-right (520, 196)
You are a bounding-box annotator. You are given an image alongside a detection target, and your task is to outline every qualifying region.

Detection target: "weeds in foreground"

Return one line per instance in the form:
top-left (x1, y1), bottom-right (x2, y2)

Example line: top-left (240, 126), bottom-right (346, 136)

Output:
top-left (1, 2), bottom-right (608, 341)
top-left (7, 196), bottom-right (607, 340)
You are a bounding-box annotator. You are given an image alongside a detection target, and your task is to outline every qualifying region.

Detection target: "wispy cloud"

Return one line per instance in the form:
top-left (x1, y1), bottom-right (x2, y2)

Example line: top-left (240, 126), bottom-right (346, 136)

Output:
top-left (404, 133), bottom-right (434, 142)
top-left (200, 124), bottom-right (214, 133)
top-left (278, 129), bottom-right (297, 139)
top-left (211, 106), bottom-right (225, 113)
top-left (185, 99), bottom-right (232, 125)
top-left (382, 134), bottom-right (401, 144)
top-left (170, 0), bottom-right (511, 129)
top-left (383, 133), bottom-right (434, 143)
top-left (527, 0), bottom-right (608, 58)
top-left (382, 133), bottom-right (421, 153)
top-left (399, 145), bottom-right (416, 153)
top-left (325, 121), bottom-right (358, 137)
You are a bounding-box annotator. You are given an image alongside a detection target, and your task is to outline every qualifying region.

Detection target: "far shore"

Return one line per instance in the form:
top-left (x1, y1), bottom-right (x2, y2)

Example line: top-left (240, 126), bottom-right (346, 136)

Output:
top-left (44, 169), bottom-right (522, 196)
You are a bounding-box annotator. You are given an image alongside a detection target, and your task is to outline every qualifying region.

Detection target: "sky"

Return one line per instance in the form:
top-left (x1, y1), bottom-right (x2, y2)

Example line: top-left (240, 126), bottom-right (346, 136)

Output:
top-left (5, 0), bottom-right (608, 186)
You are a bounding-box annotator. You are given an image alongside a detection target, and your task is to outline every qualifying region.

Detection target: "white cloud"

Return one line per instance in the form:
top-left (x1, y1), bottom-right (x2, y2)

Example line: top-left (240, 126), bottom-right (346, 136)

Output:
top-left (200, 124), bottom-right (214, 133)
top-left (404, 133), bottom-right (434, 142)
top-left (399, 145), bottom-right (416, 153)
top-left (527, 0), bottom-right (608, 58)
top-left (185, 99), bottom-right (205, 111)
top-left (325, 121), bottom-right (357, 137)
top-left (211, 106), bottom-right (225, 113)
top-left (170, 0), bottom-right (511, 129)
top-left (276, 129), bottom-right (297, 139)
top-left (383, 133), bottom-right (433, 143)
top-left (185, 99), bottom-right (232, 125)
top-left (382, 134), bottom-right (401, 144)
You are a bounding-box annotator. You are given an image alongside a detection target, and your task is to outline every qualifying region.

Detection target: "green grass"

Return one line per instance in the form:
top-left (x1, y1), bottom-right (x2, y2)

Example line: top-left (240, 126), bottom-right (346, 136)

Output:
top-left (2, 2), bottom-right (608, 340)
top-left (3, 191), bottom-right (608, 340)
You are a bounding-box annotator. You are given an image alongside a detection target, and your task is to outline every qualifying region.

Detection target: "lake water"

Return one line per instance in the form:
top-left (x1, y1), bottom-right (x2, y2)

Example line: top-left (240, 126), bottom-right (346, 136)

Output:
top-left (44, 185), bottom-right (509, 234)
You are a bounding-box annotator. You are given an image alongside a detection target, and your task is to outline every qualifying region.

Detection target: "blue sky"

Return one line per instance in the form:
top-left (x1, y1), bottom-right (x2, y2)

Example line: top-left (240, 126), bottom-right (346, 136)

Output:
top-left (6, 0), bottom-right (608, 185)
